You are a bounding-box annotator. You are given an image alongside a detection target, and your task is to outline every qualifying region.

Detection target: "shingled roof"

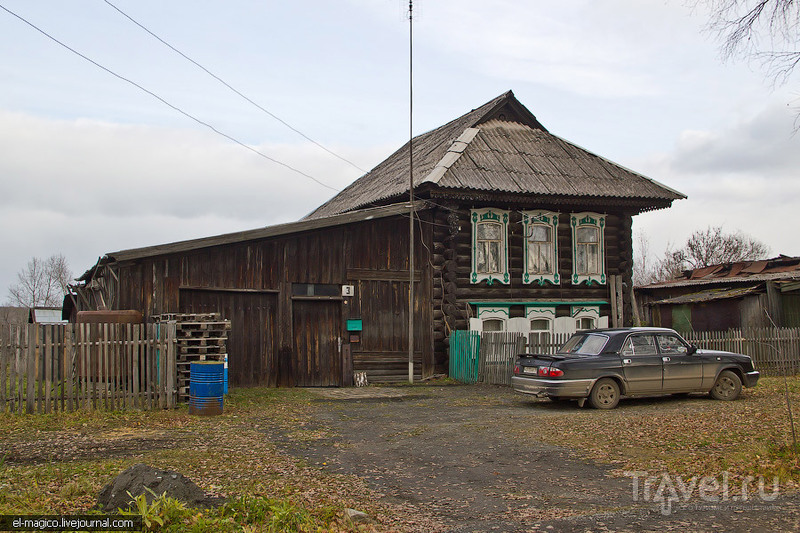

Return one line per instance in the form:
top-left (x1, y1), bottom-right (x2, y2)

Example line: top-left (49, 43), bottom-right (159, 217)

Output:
top-left (306, 90), bottom-right (685, 219)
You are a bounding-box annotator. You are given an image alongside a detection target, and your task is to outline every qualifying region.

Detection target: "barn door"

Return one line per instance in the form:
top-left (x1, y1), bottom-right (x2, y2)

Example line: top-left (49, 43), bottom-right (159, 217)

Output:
top-left (179, 289), bottom-right (278, 387)
top-left (292, 300), bottom-right (342, 386)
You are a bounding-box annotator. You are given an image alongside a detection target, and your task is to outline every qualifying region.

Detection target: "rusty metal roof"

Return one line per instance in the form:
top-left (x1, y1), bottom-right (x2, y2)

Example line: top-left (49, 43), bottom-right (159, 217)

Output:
top-left (641, 256), bottom-right (800, 290)
top-left (306, 90), bottom-right (685, 219)
top-left (649, 286), bottom-right (762, 305)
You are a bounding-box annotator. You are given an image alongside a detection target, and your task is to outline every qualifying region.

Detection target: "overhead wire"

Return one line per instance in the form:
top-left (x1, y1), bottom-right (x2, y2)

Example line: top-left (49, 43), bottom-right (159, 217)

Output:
top-left (0, 3), bottom-right (339, 191)
top-left (102, 0), bottom-right (368, 174)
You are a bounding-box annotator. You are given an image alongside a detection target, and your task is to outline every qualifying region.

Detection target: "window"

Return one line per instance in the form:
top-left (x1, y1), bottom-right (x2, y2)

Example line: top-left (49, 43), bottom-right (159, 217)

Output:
top-left (559, 333), bottom-right (609, 355)
top-left (529, 318), bottom-right (551, 350)
top-left (522, 210), bottom-right (559, 285)
top-left (482, 319), bottom-right (505, 332)
top-left (471, 209), bottom-right (509, 284)
top-left (622, 335), bottom-right (658, 356)
top-left (570, 212), bottom-right (606, 285)
top-left (656, 334), bottom-right (688, 354)
top-left (572, 305), bottom-right (601, 332)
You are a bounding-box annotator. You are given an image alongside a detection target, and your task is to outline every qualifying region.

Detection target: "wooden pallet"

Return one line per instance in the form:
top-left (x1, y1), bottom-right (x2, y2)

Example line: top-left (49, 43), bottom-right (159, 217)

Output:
top-left (151, 313), bottom-right (229, 402)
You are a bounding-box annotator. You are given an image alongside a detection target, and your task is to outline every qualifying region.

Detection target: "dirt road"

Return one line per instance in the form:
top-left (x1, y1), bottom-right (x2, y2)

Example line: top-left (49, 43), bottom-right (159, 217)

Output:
top-left (266, 384), bottom-right (800, 532)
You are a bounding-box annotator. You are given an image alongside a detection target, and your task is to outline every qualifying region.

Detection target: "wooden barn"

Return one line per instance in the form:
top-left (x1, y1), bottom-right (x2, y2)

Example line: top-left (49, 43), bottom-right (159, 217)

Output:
top-left (636, 255), bottom-right (800, 331)
top-left (71, 91), bottom-right (684, 387)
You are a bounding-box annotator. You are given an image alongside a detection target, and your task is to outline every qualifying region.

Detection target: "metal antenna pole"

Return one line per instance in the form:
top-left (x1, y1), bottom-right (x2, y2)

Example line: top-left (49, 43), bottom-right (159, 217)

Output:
top-left (408, 0), bottom-right (415, 383)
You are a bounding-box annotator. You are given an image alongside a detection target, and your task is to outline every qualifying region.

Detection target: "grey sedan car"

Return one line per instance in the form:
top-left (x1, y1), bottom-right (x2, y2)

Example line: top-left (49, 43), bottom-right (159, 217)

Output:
top-left (512, 327), bottom-right (760, 409)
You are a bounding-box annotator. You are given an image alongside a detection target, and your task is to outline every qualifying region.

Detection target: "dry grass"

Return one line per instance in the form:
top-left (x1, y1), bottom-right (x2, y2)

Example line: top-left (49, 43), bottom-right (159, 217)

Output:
top-left (513, 376), bottom-right (800, 491)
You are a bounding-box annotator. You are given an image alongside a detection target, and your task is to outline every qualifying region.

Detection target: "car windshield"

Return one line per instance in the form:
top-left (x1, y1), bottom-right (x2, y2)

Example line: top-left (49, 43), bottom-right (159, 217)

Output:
top-left (558, 333), bottom-right (608, 355)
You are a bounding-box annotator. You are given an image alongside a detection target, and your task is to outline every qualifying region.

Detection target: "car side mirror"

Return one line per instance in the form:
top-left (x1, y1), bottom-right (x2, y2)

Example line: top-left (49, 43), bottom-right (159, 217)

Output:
top-left (687, 345), bottom-right (697, 355)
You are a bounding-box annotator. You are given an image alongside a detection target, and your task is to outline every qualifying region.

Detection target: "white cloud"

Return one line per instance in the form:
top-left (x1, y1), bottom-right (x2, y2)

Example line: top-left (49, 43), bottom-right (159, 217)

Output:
top-left (633, 98), bottom-right (800, 258)
top-left (0, 110), bottom-right (392, 296)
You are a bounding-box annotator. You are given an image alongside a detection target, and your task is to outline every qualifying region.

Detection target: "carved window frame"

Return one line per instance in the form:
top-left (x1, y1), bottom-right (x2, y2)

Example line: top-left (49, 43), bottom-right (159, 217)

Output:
top-left (570, 212), bottom-right (606, 285)
top-left (522, 210), bottom-right (559, 285)
top-left (471, 208), bottom-right (510, 285)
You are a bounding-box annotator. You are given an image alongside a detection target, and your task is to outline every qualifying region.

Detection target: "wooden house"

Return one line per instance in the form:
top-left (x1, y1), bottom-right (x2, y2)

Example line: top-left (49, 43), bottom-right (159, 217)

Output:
top-left (636, 255), bottom-right (800, 331)
top-left (72, 91), bottom-right (684, 386)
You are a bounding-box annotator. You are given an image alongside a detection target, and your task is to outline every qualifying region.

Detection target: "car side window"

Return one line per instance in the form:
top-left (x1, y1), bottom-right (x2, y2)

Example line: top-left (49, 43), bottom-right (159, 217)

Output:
top-left (621, 335), bottom-right (657, 356)
top-left (656, 334), bottom-right (688, 354)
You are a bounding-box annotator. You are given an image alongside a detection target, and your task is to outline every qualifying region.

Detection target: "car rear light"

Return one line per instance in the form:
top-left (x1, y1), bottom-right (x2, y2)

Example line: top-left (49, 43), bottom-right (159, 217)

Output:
top-left (513, 365), bottom-right (520, 375)
top-left (537, 366), bottom-right (564, 377)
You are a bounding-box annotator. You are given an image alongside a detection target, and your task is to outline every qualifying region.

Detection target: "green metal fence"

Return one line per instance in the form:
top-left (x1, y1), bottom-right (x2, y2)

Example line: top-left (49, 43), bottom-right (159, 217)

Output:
top-left (449, 330), bottom-right (480, 384)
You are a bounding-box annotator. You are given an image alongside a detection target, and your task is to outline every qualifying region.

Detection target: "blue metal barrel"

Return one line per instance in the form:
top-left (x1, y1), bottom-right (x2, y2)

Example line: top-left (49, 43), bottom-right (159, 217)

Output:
top-left (189, 361), bottom-right (224, 416)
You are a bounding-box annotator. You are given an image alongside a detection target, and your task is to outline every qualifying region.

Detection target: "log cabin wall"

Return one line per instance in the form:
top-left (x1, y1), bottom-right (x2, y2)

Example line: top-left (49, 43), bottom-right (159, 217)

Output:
top-left (431, 202), bottom-right (635, 369)
top-left (110, 214), bottom-right (434, 386)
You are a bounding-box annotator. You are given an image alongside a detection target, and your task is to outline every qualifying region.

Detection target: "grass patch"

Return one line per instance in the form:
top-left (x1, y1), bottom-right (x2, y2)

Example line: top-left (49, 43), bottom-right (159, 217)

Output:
top-left (0, 386), bottom-right (383, 531)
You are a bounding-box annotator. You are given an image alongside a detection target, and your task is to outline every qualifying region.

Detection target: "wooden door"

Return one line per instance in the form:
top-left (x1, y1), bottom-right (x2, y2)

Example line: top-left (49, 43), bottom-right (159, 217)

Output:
top-left (292, 300), bottom-right (342, 386)
top-left (179, 289), bottom-right (278, 386)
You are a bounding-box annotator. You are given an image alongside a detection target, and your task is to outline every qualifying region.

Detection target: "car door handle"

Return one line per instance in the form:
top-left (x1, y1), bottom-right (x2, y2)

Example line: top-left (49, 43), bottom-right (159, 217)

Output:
top-left (662, 357), bottom-right (671, 362)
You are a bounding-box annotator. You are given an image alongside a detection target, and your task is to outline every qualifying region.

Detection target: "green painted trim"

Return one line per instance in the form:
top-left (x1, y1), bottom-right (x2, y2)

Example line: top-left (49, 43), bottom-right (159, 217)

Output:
top-left (470, 208), bottom-right (510, 285)
top-left (476, 307), bottom-right (511, 318)
top-left (471, 301), bottom-right (609, 307)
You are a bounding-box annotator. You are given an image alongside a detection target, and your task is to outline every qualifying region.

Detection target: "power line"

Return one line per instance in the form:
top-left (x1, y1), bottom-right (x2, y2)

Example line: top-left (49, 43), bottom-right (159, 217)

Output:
top-left (0, 3), bottom-right (339, 191)
top-left (103, 0), bottom-right (368, 174)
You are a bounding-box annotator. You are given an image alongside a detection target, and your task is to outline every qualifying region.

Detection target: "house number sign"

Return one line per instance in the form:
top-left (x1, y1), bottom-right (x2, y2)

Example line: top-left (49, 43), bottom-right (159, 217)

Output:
top-left (342, 285), bottom-right (354, 297)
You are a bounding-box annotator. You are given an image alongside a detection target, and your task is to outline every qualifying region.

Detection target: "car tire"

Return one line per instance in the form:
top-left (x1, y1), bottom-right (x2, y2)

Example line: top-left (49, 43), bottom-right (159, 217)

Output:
top-left (710, 370), bottom-right (742, 401)
top-left (589, 378), bottom-right (620, 409)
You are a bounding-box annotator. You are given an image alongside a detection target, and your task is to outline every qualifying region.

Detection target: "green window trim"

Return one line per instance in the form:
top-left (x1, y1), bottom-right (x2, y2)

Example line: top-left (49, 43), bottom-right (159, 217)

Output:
top-left (471, 208), bottom-right (510, 285)
top-left (521, 210), bottom-right (560, 285)
top-left (570, 212), bottom-right (606, 286)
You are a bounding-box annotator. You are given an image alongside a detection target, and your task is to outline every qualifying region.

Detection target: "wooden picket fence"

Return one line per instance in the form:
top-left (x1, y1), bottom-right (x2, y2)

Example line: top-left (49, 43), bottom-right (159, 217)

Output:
top-left (450, 328), bottom-right (800, 386)
top-left (683, 327), bottom-right (800, 378)
top-left (0, 322), bottom-right (177, 414)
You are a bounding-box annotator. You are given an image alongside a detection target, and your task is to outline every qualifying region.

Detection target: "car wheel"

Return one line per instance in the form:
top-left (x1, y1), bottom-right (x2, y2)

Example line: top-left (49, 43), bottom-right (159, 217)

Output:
top-left (589, 378), bottom-right (620, 409)
top-left (710, 370), bottom-right (742, 401)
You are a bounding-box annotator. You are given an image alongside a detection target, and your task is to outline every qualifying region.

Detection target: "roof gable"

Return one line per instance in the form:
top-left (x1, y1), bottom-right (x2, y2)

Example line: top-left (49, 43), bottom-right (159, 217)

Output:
top-left (306, 91), bottom-right (684, 219)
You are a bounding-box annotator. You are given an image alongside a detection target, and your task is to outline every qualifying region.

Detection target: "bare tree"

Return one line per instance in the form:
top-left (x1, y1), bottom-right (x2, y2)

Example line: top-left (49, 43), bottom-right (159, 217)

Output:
top-left (6, 254), bottom-right (73, 307)
top-left (682, 225), bottom-right (770, 268)
top-left (634, 231), bottom-right (658, 286)
top-left (696, 0), bottom-right (800, 120)
top-left (634, 226), bottom-right (769, 285)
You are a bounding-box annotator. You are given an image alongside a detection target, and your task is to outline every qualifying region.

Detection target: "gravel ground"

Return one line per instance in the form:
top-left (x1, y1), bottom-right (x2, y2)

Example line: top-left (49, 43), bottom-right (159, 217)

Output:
top-left (265, 384), bottom-right (800, 532)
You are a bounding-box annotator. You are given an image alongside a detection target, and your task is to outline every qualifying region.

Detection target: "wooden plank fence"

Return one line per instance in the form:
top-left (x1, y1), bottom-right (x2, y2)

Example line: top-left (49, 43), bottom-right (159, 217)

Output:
top-left (0, 322), bottom-right (177, 414)
top-left (684, 327), bottom-right (800, 378)
top-left (450, 328), bottom-right (800, 386)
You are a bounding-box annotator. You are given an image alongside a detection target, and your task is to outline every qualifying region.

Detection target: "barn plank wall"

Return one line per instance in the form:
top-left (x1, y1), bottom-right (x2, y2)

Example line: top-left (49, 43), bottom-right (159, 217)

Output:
top-left (111, 215), bottom-right (434, 386)
top-left (108, 201), bottom-right (635, 385)
top-left (431, 204), bottom-right (635, 370)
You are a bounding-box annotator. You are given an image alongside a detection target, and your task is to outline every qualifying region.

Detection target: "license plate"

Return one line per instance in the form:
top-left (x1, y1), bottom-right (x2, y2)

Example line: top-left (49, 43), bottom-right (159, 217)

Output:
top-left (523, 367), bottom-right (538, 375)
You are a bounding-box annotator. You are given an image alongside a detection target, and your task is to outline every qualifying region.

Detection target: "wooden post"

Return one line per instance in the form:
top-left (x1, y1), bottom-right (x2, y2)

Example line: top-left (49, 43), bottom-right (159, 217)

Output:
top-left (609, 275), bottom-right (619, 328)
top-left (132, 324), bottom-right (140, 409)
top-left (165, 321), bottom-right (176, 409)
top-left (44, 326), bottom-right (52, 414)
top-left (26, 325), bottom-right (36, 414)
top-left (65, 325), bottom-right (74, 412)
top-left (615, 276), bottom-right (624, 327)
top-left (0, 325), bottom-right (6, 413)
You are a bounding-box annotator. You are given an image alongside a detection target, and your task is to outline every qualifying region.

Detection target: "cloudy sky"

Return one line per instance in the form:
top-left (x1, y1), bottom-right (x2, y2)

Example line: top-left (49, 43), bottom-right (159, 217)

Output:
top-left (1, 0), bottom-right (798, 299)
